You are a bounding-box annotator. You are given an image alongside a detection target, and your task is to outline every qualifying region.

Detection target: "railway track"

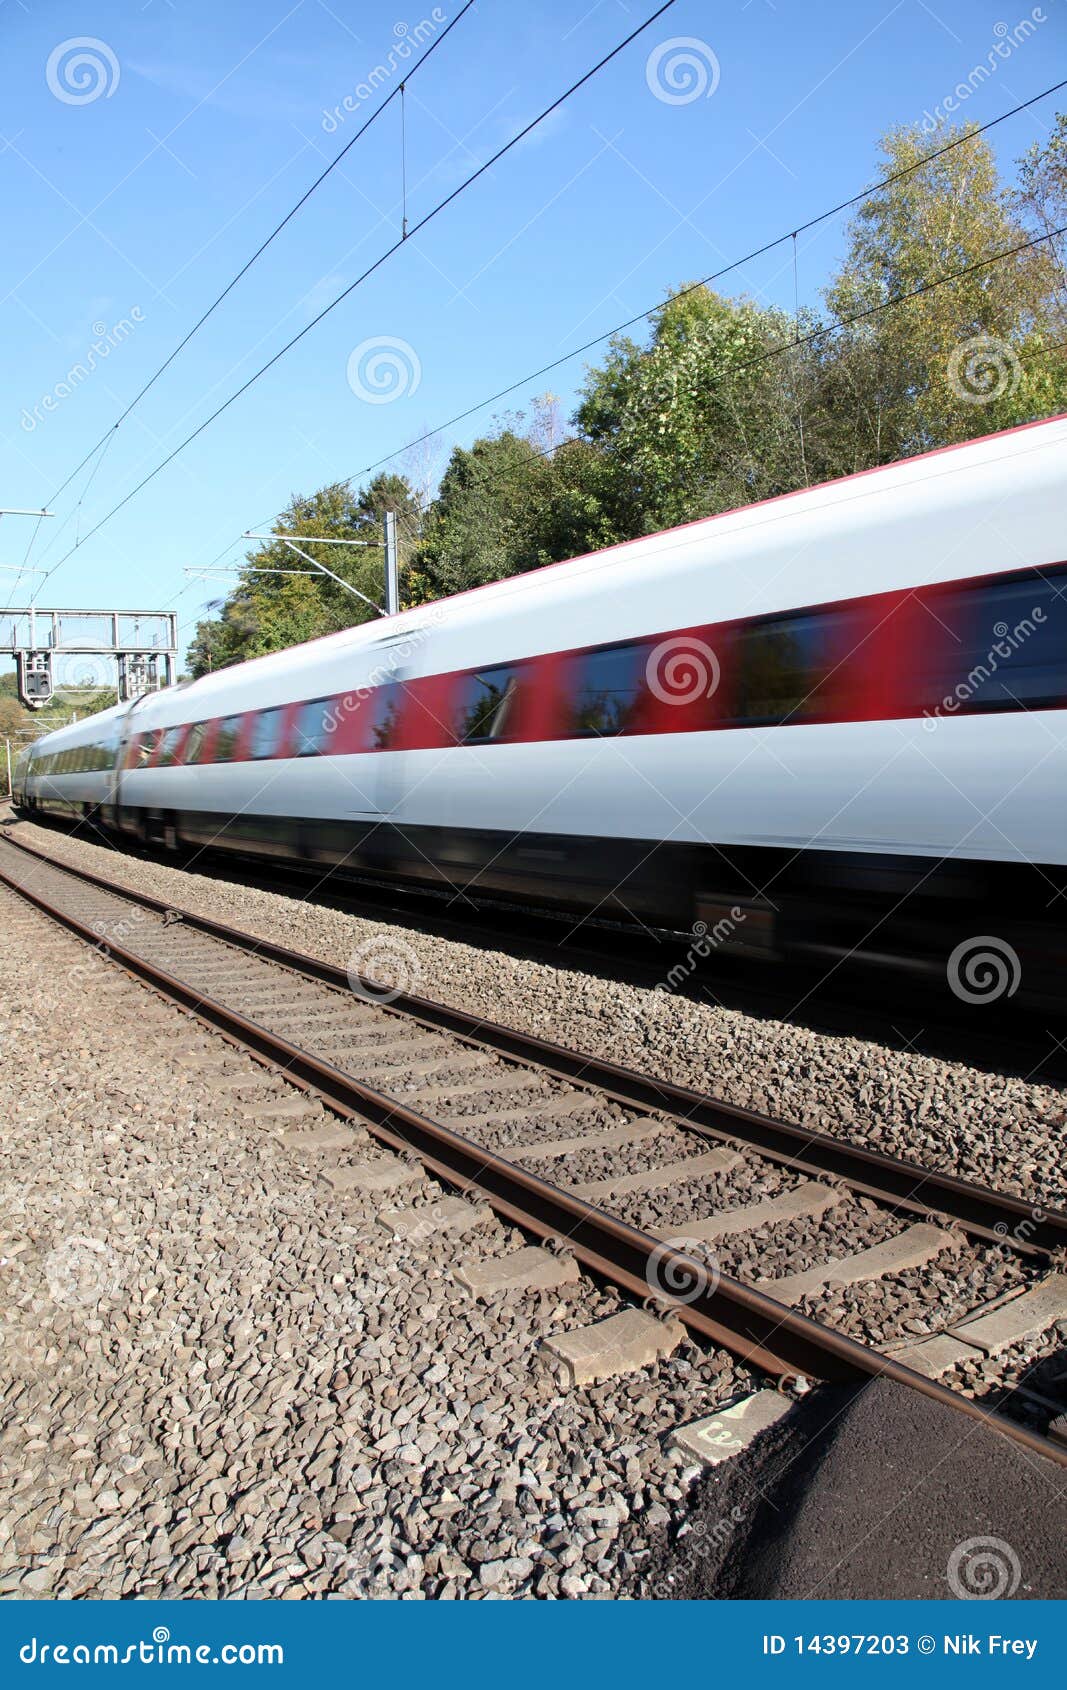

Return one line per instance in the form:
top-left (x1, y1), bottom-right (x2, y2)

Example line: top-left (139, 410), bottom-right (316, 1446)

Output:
top-left (18, 811), bottom-right (1067, 1083)
top-left (2, 827), bottom-right (1065, 1471)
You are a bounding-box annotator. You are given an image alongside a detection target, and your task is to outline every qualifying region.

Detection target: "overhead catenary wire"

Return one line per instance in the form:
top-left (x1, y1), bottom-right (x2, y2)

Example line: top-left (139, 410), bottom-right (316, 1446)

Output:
top-left (330, 75), bottom-right (1067, 493)
top-left (437, 229), bottom-right (1067, 503)
top-left (35, 0), bottom-right (479, 516)
top-left (5, 3), bottom-right (481, 618)
top-left (195, 86), bottom-right (1067, 614)
top-left (38, 0), bottom-right (682, 585)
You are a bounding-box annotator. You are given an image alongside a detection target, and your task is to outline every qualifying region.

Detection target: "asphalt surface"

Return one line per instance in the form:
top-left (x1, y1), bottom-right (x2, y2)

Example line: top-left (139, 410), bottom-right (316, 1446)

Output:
top-left (638, 1379), bottom-right (1067, 1600)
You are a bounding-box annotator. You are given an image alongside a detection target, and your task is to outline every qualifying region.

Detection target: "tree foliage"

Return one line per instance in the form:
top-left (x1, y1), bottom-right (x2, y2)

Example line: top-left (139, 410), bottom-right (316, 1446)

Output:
top-left (187, 117), bottom-right (1067, 674)
top-left (187, 475), bottom-right (422, 679)
top-left (824, 124), bottom-right (1066, 459)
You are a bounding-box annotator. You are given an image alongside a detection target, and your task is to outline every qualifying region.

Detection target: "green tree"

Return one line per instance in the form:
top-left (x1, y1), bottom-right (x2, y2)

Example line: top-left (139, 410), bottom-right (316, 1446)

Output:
top-left (574, 286), bottom-right (837, 535)
top-left (187, 474), bottom-right (422, 678)
top-left (823, 122), bottom-right (1067, 461)
top-left (412, 427), bottom-right (556, 598)
top-left (1014, 110), bottom-right (1067, 333)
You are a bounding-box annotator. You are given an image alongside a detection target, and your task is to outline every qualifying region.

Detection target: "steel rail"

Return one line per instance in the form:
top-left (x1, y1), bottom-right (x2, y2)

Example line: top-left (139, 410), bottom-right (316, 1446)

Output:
top-left (1, 836), bottom-right (1065, 1470)
top-left (4, 829), bottom-right (1064, 1257)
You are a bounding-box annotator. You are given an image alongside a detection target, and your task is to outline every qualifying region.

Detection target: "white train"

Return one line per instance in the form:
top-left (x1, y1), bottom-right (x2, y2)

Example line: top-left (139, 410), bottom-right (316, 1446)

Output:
top-left (14, 414), bottom-right (1067, 999)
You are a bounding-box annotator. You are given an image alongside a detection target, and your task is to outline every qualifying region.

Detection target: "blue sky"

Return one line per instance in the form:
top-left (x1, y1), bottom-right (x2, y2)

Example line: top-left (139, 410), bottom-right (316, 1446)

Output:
top-left (2, 0), bottom-right (1064, 676)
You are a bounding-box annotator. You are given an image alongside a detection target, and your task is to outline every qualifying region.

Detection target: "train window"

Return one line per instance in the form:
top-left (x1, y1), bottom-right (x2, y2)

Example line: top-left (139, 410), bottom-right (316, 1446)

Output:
top-left (570, 644), bottom-right (644, 736)
top-left (928, 571), bottom-right (1067, 714)
top-left (157, 726), bottom-right (185, 767)
top-left (453, 666), bottom-right (521, 743)
top-left (249, 707), bottom-right (286, 760)
top-left (135, 730), bottom-right (161, 767)
top-left (735, 613), bottom-right (833, 724)
top-left (293, 698), bottom-right (333, 757)
top-left (368, 682), bottom-right (404, 750)
top-left (214, 715), bottom-right (244, 762)
top-left (184, 723), bottom-right (208, 764)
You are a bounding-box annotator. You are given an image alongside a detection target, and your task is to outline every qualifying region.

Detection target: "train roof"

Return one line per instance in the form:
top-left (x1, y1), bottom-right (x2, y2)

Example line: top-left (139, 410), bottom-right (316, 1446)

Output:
top-left (178, 408), bottom-right (1067, 692)
top-left (26, 409), bottom-right (1067, 750)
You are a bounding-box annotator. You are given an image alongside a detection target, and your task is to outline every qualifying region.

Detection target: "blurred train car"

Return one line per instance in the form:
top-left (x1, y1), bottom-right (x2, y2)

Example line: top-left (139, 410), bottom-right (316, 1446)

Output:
top-left (14, 414), bottom-right (1067, 1002)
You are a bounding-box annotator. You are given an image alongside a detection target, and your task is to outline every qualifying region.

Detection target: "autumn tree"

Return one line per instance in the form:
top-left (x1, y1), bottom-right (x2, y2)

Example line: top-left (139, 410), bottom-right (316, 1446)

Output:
top-left (187, 473), bottom-right (422, 678)
top-left (823, 123), bottom-right (1067, 460)
top-left (575, 287), bottom-right (837, 534)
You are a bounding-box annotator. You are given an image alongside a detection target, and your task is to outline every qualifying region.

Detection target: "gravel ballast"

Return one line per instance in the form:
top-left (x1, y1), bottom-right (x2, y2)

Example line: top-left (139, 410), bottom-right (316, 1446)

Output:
top-left (9, 815), bottom-right (1063, 1212)
top-left (0, 885), bottom-right (765, 1599)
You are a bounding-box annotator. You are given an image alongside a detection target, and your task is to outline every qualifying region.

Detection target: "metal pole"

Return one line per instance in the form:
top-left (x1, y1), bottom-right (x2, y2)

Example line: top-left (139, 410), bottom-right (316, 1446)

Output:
top-left (384, 511), bottom-right (398, 616)
top-left (278, 539), bottom-right (385, 616)
top-left (4, 738), bottom-right (10, 801)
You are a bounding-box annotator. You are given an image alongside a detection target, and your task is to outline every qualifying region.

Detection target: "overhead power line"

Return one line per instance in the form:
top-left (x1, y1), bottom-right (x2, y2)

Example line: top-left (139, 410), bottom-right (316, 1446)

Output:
top-left (39, 0), bottom-right (681, 584)
top-left (37, 1), bottom-right (479, 515)
top-left (332, 75), bottom-right (1067, 490)
top-left (197, 75), bottom-right (1067, 596)
top-left (440, 226), bottom-right (1067, 503)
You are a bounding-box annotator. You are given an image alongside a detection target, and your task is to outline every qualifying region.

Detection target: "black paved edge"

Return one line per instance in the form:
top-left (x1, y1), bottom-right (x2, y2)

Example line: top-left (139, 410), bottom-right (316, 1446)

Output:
top-left (2, 839), bottom-right (1066, 1473)
top-left (4, 828), bottom-right (1063, 1256)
